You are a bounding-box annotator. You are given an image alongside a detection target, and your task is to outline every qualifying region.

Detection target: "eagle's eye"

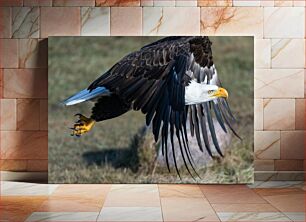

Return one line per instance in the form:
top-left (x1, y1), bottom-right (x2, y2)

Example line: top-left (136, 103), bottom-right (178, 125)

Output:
top-left (208, 90), bottom-right (214, 94)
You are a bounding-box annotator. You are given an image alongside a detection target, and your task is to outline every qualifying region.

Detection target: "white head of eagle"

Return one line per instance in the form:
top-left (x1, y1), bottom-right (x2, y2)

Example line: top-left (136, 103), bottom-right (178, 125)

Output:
top-left (63, 36), bottom-right (239, 178)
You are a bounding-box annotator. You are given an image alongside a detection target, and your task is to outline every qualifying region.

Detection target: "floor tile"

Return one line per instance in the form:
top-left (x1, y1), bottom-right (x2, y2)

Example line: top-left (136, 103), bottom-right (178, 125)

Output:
top-left (158, 184), bottom-right (204, 198)
top-left (199, 185), bottom-right (266, 204)
top-left (212, 203), bottom-right (278, 212)
top-left (161, 197), bottom-right (219, 221)
top-left (97, 207), bottom-right (162, 221)
top-left (283, 212), bottom-right (305, 221)
top-left (25, 212), bottom-right (99, 221)
top-left (103, 184), bottom-right (160, 207)
top-left (217, 212), bottom-right (291, 221)
top-left (0, 196), bottom-right (47, 221)
top-left (1, 181), bottom-right (58, 196)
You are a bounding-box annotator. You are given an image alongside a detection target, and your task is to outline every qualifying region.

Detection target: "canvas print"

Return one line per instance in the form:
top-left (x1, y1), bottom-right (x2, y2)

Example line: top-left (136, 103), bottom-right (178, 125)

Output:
top-left (48, 36), bottom-right (254, 183)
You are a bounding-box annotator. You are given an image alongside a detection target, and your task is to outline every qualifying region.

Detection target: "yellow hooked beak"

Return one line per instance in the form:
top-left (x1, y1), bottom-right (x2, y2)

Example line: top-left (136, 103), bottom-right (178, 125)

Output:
top-left (212, 87), bottom-right (228, 98)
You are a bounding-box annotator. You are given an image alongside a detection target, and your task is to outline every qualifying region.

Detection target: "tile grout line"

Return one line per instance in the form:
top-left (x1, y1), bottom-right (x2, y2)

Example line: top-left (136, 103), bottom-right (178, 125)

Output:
top-left (157, 184), bottom-right (165, 222)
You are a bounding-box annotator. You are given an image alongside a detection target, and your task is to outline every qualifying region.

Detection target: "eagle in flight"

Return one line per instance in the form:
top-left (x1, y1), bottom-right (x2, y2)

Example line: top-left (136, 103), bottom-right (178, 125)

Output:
top-left (63, 36), bottom-right (239, 177)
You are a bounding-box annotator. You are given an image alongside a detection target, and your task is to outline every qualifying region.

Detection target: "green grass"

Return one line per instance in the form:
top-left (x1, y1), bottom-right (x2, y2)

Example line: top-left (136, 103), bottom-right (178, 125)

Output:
top-left (48, 36), bottom-right (254, 184)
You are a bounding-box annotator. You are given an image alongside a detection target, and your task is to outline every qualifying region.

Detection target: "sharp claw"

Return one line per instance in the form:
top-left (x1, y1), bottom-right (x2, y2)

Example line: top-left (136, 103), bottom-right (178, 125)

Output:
top-left (74, 113), bottom-right (82, 117)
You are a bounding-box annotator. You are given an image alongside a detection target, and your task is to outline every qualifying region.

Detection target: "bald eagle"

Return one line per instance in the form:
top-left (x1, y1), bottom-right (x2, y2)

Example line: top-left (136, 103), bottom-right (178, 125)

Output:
top-left (63, 36), bottom-right (240, 177)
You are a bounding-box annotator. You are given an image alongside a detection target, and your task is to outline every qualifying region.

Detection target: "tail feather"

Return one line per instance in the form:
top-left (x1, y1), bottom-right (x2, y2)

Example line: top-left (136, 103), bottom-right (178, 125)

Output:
top-left (63, 87), bottom-right (109, 106)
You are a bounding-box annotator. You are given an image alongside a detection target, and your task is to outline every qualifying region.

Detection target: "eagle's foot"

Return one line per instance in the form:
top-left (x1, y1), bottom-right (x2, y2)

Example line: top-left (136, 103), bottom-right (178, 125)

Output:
top-left (71, 114), bottom-right (95, 137)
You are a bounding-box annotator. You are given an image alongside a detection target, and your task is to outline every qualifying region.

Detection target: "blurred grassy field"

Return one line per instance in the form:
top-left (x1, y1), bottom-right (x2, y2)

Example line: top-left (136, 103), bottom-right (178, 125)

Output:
top-left (48, 36), bottom-right (254, 184)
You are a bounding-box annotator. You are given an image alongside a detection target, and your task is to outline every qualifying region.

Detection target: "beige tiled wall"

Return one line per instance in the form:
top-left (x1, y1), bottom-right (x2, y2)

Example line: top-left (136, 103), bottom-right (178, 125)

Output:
top-left (0, 0), bottom-right (304, 181)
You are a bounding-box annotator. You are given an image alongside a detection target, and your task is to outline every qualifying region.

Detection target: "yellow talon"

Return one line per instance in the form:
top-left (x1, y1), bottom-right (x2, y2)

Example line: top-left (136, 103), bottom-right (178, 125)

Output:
top-left (71, 114), bottom-right (95, 137)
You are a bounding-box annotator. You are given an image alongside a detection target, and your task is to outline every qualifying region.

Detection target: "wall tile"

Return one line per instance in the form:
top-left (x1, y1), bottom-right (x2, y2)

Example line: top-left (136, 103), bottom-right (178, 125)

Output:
top-left (176, 0), bottom-right (197, 6)
top-left (143, 7), bottom-right (200, 35)
top-left (0, 160), bottom-right (27, 171)
top-left (255, 131), bottom-right (280, 160)
top-left (200, 7), bottom-right (263, 38)
top-left (81, 7), bottom-right (110, 36)
top-left (154, 0), bottom-right (175, 6)
top-left (12, 7), bottom-right (39, 38)
top-left (27, 159), bottom-right (48, 171)
top-left (263, 99), bottom-right (295, 130)
top-left (305, 70), bottom-right (306, 98)
top-left (41, 7), bottom-right (80, 38)
top-left (255, 69), bottom-right (304, 98)
top-left (233, 0), bottom-right (260, 6)
top-left (271, 39), bottom-right (305, 68)
top-left (293, 0), bottom-right (305, 6)
top-left (198, 0), bottom-right (232, 6)
top-left (3, 69), bottom-right (47, 99)
top-left (0, 0), bottom-right (22, 6)
top-left (280, 131), bottom-right (304, 160)
top-left (96, 0), bottom-right (140, 6)
top-left (274, 0), bottom-right (293, 6)
top-left (0, 7), bottom-right (11, 38)
top-left (260, 0), bottom-right (274, 6)
top-left (254, 160), bottom-right (274, 171)
top-left (19, 39), bottom-right (48, 68)
top-left (17, 99), bottom-right (40, 130)
top-left (255, 39), bottom-right (271, 68)
top-left (295, 99), bottom-right (305, 130)
top-left (0, 131), bottom-right (48, 159)
top-left (0, 99), bottom-right (16, 131)
top-left (0, 69), bottom-right (3, 98)
top-left (254, 99), bottom-right (263, 130)
top-left (53, 0), bottom-right (95, 6)
top-left (274, 160), bottom-right (304, 171)
top-left (264, 7), bottom-right (305, 38)
top-left (0, 39), bottom-right (18, 68)
top-left (141, 0), bottom-right (153, 6)
top-left (111, 7), bottom-right (142, 36)
top-left (23, 0), bottom-right (52, 6)
top-left (39, 99), bottom-right (48, 130)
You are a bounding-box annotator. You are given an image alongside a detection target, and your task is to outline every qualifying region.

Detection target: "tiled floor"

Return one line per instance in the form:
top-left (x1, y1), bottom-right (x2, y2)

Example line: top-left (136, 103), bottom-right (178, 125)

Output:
top-left (0, 181), bottom-right (305, 222)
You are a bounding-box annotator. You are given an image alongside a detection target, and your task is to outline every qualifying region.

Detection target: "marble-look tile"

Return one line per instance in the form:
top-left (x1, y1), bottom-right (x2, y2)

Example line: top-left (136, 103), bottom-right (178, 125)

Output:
top-left (0, 159), bottom-right (27, 171)
top-left (0, 7), bottom-right (11, 38)
top-left (143, 7), bottom-right (200, 35)
top-left (255, 39), bottom-right (271, 68)
top-left (233, 0), bottom-right (260, 6)
top-left (0, 131), bottom-right (48, 159)
top-left (24, 0), bottom-right (52, 6)
top-left (96, 0), bottom-right (140, 6)
top-left (3, 69), bottom-right (48, 98)
top-left (254, 99), bottom-right (263, 130)
top-left (275, 160), bottom-right (304, 171)
top-left (158, 184), bottom-right (204, 198)
top-left (17, 99), bottom-right (40, 130)
top-left (271, 39), bottom-right (305, 68)
top-left (274, 0), bottom-right (293, 6)
top-left (161, 197), bottom-right (219, 221)
top-left (283, 212), bottom-right (305, 221)
top-left (0, 39), bottom-right (18, 68)
top-left (255, 69), bottom-right (304, 98)
top-left (12, 7), bottom-right (39, 38)
top-left (26, 212), bottom-right (99, 222)
top-left (111, 7), bottom-right (142, 36)
top-left (280, 131), bottom-right (304, 160)
top-left (0, 69), bottom-right (2, 98)
top-left (81, 7), bottom-right (110, 36)
top-left (0, 196), bottom-right (47, 221)
top-left (260, 0), bottom-right (274, 6)
top-left (217, 212), bottom-right (291, 221)
top-left (0, 0), bottom-right (22, 6)
top-left (305, 70), bottom-right (306, 98)
top-left (1, 181), bottom-right (58, 196)
top-left (98, 207), bottom-right (163, 221)
top-left (19, 39), bottom-right (48, 68)
top-left (154, 0), bottom-right (175, 6)
top-left (264, 7), bottom-right (305, 38)
top-left (293, 0), bottom-right (305, 6)
top-left (41, 7), bottom-right (80, 38)
top-left (53, 0), bottom-right (95, 6)
top-left (201, 7), bottom-right (263, 38)
top-left (248, 181), bottom-right (304, 188)
top-left (255, 131), bottom-right (280, 160)
top-left (176, 0), bottom-right (197, 6)
top-left (39, 99), bottom-right (48, 130)
top-left (295, 99), bottom-right (305, 130)
top-left (199, 185), bottom-right (266, 204)
top-left (255, 171), bottom-right (304, 181)
top-left (212, 203), bottom-right (278, 212)
top-left (141, 0), bottom-right (154, 6)
top-left (254, 160), bottom-right (274, 171)
top-left (198, 0), bottom-right (232, 6)
top-left (263, 99), bottom-right (295, 130)
top-left (27, 159), bottom-right (48, 171)
top-left (0, 99), bottom-right (17, 130)
top-left (103, 184), bottom-right (160, 207)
